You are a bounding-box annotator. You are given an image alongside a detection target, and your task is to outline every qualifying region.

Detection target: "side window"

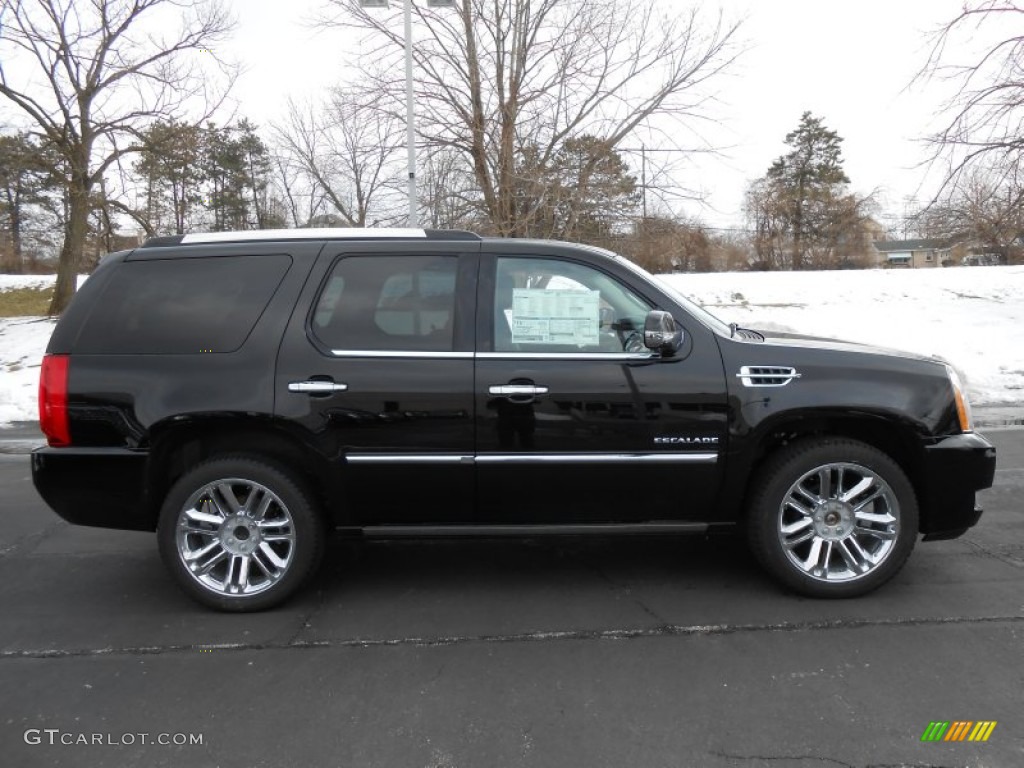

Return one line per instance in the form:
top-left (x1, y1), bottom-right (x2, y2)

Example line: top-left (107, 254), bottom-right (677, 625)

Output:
top-left (77, 254), bottom-right (291, 354)
top-left (493, 257), bottom-right (652, 354)
top-left (312, 255), bottom-right (457, 352)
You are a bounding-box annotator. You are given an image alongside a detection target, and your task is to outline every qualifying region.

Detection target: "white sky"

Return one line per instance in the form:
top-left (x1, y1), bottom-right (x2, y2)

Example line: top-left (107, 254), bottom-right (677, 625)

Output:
top-left (224, 0), bottom-right (972, 231)
top-left (0, 0), bottom-right (978, 232)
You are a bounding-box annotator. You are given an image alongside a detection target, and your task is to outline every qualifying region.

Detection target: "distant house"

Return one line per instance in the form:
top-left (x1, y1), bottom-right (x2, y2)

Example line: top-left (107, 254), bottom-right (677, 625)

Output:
top-left (871, 238), bottom-right (956, 268)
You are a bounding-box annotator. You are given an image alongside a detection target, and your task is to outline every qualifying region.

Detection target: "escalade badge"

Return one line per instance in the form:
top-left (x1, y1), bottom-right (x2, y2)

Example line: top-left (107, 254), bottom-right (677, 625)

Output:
top-left (654, 436), bottom-right (720, 445)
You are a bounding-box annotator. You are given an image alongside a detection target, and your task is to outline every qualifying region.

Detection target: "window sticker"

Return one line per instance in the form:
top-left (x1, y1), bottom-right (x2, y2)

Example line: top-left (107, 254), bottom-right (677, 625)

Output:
top-left (509, 288), bottom-right (600, 345)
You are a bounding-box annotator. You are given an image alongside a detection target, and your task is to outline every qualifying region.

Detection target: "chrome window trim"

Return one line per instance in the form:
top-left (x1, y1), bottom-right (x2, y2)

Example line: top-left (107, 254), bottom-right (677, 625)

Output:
top-left (477, 352), bottom-right (657, 361)
top-left (327, 350), bottom-right (655, 361)
top-left (330, 350), bottom-right (474, 359)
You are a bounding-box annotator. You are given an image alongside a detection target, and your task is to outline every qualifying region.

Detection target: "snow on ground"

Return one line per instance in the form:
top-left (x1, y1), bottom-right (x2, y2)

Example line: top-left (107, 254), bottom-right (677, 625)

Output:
top-left (0, 317), bottom-right (58, 425)
top-left (1, 266), bottom-right (1023, 426)
top-left (656, 265), bottom-right (1024, 407)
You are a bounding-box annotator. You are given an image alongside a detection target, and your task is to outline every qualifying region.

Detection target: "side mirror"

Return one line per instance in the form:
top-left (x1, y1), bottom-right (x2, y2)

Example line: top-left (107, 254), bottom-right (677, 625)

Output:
top-left (643, 310), bottom-right (684, 356)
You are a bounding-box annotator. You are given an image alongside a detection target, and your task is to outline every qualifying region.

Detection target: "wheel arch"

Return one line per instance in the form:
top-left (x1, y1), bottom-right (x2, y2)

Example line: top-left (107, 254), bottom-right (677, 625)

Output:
top-left (729, 409), bottom-right (930, 532)
top-left (145, 415), bottom-right (340, 526)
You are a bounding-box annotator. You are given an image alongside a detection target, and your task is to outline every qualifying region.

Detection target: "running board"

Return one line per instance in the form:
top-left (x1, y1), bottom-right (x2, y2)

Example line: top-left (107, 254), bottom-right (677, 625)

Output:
top-left (338, 522), bottom-right (718, 538)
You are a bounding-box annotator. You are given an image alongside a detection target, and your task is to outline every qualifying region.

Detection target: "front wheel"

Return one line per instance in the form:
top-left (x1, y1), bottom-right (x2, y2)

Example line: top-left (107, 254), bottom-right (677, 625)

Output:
top-left (746, 438), bottom-right (918, 598)
top-left (157, 456), bottom-right (324, 611)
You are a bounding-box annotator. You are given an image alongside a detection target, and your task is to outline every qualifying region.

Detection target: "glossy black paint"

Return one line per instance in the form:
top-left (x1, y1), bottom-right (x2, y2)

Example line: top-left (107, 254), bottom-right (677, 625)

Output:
top-left (274, 241), bottom-right (479, 526)
top-left (31, 233), bottom-right (996, 542)
top-left (32, 447), bottom-right (151, 530)
top-left (475, 245), bottom-right (727, 523)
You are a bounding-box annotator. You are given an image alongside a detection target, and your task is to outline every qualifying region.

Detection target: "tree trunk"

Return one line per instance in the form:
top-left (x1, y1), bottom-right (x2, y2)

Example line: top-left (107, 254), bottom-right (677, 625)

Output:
top-left (48, 167), bottom-right (90, 315)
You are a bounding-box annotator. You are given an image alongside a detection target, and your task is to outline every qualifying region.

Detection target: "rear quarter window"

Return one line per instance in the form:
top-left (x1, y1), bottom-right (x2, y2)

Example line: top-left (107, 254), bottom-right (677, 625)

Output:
top-left (76, 254), bottom-right (291, 354)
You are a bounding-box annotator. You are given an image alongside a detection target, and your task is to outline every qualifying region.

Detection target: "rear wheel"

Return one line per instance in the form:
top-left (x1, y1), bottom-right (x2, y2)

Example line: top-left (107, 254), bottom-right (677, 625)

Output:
top-left (746, 438), bottom-right (918, 598)
top-left (157, 456), bottom-right (324, 611)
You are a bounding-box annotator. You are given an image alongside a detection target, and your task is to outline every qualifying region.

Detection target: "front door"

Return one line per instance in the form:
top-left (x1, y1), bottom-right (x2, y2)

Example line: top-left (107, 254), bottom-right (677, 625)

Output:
top-left (475, 251), bottom-right (727, 524)
top-left (276, 242), bottom-right (478, 525)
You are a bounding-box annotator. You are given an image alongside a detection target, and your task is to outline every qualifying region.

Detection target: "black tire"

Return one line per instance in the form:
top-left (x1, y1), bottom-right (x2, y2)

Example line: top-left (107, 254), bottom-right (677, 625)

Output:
top-left (157, 456), bottom-right (324, 612)
top-left (745, 438), bottom-right (918, 598)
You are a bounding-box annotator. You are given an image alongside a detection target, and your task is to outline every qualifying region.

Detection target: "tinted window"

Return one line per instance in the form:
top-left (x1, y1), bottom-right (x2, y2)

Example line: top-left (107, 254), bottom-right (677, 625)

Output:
top-left (494, 257), bottom-right (651, 353)
top-left (77, 255), bottom-right (291, 354)
top-left (312, 255), bottom-right (457, 352)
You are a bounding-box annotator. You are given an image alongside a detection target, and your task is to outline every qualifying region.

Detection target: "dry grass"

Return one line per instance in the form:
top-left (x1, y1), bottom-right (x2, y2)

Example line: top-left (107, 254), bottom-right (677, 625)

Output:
top-left (0, 287), bottom-right (53, 317)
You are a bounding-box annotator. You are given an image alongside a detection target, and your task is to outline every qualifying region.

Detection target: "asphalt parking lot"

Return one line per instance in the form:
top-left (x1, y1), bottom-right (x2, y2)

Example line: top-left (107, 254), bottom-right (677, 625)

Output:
top-left (0, 428), bottom-right (1021, 768)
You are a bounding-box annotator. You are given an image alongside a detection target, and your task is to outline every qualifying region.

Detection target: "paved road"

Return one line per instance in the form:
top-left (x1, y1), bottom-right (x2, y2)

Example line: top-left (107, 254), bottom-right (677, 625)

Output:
top-left (0, 430), bottom-right (1022, 768)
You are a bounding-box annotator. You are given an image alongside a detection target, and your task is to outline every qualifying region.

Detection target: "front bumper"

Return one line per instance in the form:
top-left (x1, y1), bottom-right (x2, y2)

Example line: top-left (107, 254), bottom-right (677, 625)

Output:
top-left (31, 447), bottom-right (155, 531)
top-left (919, 432), bottom-right (996, 540)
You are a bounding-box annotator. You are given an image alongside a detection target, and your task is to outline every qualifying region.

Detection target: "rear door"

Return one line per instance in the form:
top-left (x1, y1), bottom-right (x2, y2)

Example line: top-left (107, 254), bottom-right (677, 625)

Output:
top-left (275, 240), bottom-right (478, 525)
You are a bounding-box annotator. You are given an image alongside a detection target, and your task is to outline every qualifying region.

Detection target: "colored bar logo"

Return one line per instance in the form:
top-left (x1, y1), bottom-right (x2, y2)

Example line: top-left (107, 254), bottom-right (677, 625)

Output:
top-left (921, 721), bottom-right (997, 742)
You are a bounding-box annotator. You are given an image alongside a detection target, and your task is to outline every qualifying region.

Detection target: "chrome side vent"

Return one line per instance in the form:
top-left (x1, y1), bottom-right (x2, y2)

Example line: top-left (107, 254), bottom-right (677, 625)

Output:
top-left (737, 366), bottom-right (801, 387)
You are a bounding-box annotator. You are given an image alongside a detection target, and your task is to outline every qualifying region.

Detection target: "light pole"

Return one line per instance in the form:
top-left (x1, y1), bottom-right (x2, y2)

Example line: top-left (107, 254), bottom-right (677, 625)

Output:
top-left (360, 0), bottom-right (455, 228)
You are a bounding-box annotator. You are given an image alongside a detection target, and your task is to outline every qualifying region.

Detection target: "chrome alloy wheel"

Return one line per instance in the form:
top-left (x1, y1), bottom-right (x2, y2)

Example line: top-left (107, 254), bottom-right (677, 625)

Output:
top-left (777, 462), bottom-right (899, 582)
top-left (175, 478), bottom-right (296, 597)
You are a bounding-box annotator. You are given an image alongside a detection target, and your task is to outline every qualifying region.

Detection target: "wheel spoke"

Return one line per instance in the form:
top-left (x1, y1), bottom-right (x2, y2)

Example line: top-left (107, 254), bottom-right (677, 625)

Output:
top-left (856, 509), bottom-right (896, 527)
top-left (784, 528), bottom-right (815, 550)
top-left (840, 476), bottom-right (874, 504)
top-left (251, 489), bottom-right (274, 521)
top-left (793, 483), bottom-right (820, 507)
top-left (836, 540), bottom-right (868, 573)
top-left (817, 468), bottom-right (832, 501)
top-left (852, 489), bottom-right (884, 513)
top-left (855, 524), bottom-right (896, 541)
top-left (839, 537), bottom-right (873, 573)
top-left (214, 483), bottom-right (242, 515)
top-left (781, 517), bottom-right (814, 536)
top-left (184, 540), bottom-right (221, 562)
top-left (183, 507), bottom-right (223, 527)
top-left (807, 540), bottom-right (832, 577)
top-left (225, 555), bottom-right (250, 594)
top-left (196, 547), bottom-right (228, 575)
top-left (800, 537), bottom-right (823, 573)
top-left (258, 542), bottom-right (288, 570)
top-left (257, 516), bottom-right (290, 531)
top-left (784, 496), bottom-right (813, 517)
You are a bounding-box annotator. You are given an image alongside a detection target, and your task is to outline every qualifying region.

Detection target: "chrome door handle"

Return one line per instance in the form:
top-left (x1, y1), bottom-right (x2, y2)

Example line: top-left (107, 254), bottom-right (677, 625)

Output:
top-left (288, 381), bottom-right (349, 393)
top-left (488, 385), bottom-right (549, 396)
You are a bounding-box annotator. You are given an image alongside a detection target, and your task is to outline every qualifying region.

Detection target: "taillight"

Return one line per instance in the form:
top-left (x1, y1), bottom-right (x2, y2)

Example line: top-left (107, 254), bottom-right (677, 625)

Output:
top-left (39, 354), bottom-right (71, 447)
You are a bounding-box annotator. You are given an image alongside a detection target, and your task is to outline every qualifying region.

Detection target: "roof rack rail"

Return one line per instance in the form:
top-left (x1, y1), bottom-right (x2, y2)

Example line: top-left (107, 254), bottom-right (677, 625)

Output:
top-left (140, 227), bottom-right (482, 248)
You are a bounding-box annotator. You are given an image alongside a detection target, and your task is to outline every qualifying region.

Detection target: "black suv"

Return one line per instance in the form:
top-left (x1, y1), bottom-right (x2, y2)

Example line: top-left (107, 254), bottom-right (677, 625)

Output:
top-left (32, 229), bottom-right (997, 610)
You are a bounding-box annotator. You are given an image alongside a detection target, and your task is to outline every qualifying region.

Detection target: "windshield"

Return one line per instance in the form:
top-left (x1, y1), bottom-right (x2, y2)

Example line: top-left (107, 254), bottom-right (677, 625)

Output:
top-left (612, 254), bottom-right (734, 337)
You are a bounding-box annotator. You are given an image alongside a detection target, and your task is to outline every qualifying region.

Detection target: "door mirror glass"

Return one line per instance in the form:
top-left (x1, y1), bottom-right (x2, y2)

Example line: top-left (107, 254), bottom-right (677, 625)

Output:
top-left (643, 310), bottom-right (684, 356)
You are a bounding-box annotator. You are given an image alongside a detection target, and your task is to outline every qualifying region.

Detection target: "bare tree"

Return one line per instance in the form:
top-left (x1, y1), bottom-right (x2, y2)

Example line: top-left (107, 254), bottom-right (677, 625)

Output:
top-left (271, 151), bottom-right (326, 229)
top-left (273, 91), bottom-right (404, 227)
top-left (620, 215), bottom-right (710, 273)
top-left (321, 0), bottom-right (744, 237)
top-left (0, 0), bottom-right (235, 313)
top-left (418, 146), bottom-right (479, 230)
top-left (918, 1), bottom-right (1024, 196)
top-left (922, 164), bottom-right (1024, 264)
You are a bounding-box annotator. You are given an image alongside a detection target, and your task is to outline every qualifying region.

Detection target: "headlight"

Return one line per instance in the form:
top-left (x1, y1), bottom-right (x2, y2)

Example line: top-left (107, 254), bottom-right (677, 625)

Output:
top-left (945, 364), bottom-right (974, 433)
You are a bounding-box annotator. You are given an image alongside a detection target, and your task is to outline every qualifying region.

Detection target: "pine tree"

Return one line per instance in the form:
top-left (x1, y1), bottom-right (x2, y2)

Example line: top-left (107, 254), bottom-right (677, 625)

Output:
top-left (747, 112), bottom-right (865, 270)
